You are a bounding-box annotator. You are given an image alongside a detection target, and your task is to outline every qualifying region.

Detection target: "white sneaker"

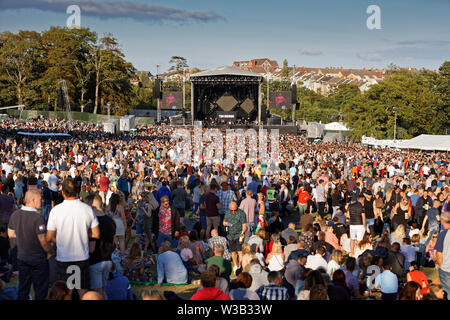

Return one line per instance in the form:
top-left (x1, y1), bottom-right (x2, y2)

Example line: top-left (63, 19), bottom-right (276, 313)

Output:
top-left (233, 265), bottom-right (238, 274)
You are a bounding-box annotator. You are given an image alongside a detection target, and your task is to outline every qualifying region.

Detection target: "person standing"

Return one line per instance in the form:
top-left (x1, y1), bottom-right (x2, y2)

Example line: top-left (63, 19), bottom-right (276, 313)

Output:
top-left (47, 169), bottom-right (60, 208)
top-left (46, 179), bottom-right (100, 298)
top-left (88, 195), bottom-right (116, 300)
top-left (203, 185), bottom-right (222, 239)
top-left (435, 205), bottom-right (450, 299)
top-left (171, 180), bottom-right (188, 219)
top-left (316, 179), bottom-right (327, 219)
top-left (7, 190), bottom-right (54, 300)
top-left (97, 172), bottom-right (110, 205)
top-left (152, 195), bottom-right (181, 249)
top-left (239, 190), bottom-right (257, 237)
top-left (223, 202), bottom-right (247, 274)
top-left (217, 181), bottom-right (237, 235)
top-left (346, 195), bottom-right (367, 258)
top-left (279, 183), bottom-right (290, 217)
top-left (296, 185), bottom-right (309, 218)
top-left (0, 185), bottom-right (15, 231)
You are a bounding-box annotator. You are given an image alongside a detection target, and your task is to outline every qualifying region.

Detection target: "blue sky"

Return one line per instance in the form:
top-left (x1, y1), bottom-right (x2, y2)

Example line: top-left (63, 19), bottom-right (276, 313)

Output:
top-left (0, 0), bottom-right (449, 73)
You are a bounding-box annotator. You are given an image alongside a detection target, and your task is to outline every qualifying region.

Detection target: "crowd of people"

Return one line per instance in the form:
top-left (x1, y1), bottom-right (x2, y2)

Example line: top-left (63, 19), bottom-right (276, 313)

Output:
top-left (0, 117), bottom-right (449, 301)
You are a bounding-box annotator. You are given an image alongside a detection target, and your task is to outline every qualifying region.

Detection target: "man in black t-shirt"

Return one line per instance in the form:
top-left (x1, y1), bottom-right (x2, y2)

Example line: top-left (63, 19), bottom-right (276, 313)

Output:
top-left (7, 190), bottom-right (54, 300)
top-left (88, 195), bottom-right (116, 299)
top-left (346, 195), bottom-right (367, 258)
top-left (363, 191), bottom-right (375, 236)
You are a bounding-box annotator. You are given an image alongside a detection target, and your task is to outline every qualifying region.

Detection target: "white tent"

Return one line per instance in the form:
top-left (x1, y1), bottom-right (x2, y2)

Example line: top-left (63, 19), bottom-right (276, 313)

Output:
top-left (324, 122), bottom-right (350, 131)
top-left (397, 134), bottom-right (450, 151)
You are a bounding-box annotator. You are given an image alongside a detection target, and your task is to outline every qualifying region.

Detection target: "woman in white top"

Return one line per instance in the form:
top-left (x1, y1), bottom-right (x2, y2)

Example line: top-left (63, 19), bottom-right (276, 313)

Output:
top-left (327, 249), bottom-right (343, 276)
top-left (354, 232), bottom-right (373, 259)
top-left (340, 231), bottom-right (351, 255)
top-left (266, 241), bottom-right (285, 272)
top-left (108, 193), bottom-right (127, 253)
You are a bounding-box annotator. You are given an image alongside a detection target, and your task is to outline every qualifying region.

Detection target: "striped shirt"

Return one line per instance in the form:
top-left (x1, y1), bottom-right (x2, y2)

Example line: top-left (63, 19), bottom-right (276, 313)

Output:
top-left (256, 283), bottom-right (290, 300)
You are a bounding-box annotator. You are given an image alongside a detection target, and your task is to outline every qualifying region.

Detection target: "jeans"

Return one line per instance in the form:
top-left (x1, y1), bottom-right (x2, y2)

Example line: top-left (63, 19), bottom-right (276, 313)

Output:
top-left (245, 222), bottom-right (255, 240)
top-left (191, 203), bottom-right (200, 217)
top-left (199, 212), bottom-right (207, 230)
top-left (157, 231), bottom-right (177, 249)
top-left (17, 259), bottom-right (49, 300)
top-left (438, 268), bottom-right (450, 300)
top-left (41, 203), bottom-right (52, 224)
top-left (366, 218), bottom-right (375, 231)
top-left (332, 206), bottom-right (340, 219)
top-left (89, 261), bottom-right (113, 290)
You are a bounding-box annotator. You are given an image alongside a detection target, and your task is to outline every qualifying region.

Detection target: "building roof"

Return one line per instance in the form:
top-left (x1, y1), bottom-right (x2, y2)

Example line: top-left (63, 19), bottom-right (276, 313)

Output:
top-left (190, 66), bottom-right (263, 78)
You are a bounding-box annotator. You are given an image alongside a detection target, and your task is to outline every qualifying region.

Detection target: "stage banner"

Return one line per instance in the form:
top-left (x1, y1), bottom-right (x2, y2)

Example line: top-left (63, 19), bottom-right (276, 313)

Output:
top-left (217, 111), bottom-right (237, 121)
top-left (161, 91), bottom-right (184, 110)
top-left (269, 91), bottom-right (292, 109)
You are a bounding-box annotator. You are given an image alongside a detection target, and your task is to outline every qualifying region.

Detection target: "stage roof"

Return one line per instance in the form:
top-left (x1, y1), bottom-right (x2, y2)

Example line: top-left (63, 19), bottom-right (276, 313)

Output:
top-left (190, 66), bottom-right (263, 78)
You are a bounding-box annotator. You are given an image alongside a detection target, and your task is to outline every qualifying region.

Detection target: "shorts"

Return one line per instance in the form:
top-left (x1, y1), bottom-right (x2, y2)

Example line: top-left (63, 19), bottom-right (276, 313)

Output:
top-left (56, 259), bottom-right (90, 290)
top-left (142, 216), bottom-right (153, 234)
top-left (113, 217), bottom-right (125, 236)
top-left (89, 260), bottom-right (112, 289)
top-left (135, 222), bottom-right (144, 236)
top-left (350, 225), bottom-right (365, 241)
top-left (229, 239), bottom-right (242, 252)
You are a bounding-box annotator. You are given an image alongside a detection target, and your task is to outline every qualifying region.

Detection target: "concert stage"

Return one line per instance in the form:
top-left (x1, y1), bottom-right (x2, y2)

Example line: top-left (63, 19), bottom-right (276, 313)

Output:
top-left (190, 66), bottom-right (263, 123)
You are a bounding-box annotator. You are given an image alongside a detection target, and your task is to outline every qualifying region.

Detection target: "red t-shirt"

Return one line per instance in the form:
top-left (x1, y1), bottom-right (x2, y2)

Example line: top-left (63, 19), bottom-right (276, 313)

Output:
top-left (297, 190), bottom-right (310, 204)
top-left (99, 176), bottom-right (110, 192)
top-left (408, 270), bottom-right (429, 295)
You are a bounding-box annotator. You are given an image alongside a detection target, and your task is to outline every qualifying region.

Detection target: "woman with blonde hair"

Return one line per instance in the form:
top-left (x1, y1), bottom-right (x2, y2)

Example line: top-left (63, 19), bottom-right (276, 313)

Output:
top-left (240, 243), bottom-right (255, 272)
top-left (390, 224), bottom-right (406, 244)
top-left (266, 241), bottom-right (285, 272)
top-left (255, 193), bottom-right (266, 234)
top-left (327, 249), bottom-right (343, 276)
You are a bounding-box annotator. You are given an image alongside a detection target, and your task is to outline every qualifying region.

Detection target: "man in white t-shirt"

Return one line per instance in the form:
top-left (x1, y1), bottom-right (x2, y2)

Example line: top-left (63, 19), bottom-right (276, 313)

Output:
top-left (46, 179), bottom-right (100, 297)
top-left (305, 247), bottom-right (328, 272)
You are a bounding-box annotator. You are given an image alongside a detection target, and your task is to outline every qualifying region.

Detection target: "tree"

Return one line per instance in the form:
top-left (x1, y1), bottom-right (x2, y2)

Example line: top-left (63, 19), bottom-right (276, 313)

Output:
top-left (169, 56), bottom-right (188, 72)
top-left (90, 33), bottom-right (135, 114)
top-left (281, 59), bottom-right (289, 79)
top-left (41, 27), bottom-right (80, 111)
top-left (435, 61), bottom-right (450, 134)
top-left (71, 28), bottom-right (97, 112)
top-left (0, 31), bottom-right (45, 106)
top-left (343, 72), bottom-right (439, 139)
